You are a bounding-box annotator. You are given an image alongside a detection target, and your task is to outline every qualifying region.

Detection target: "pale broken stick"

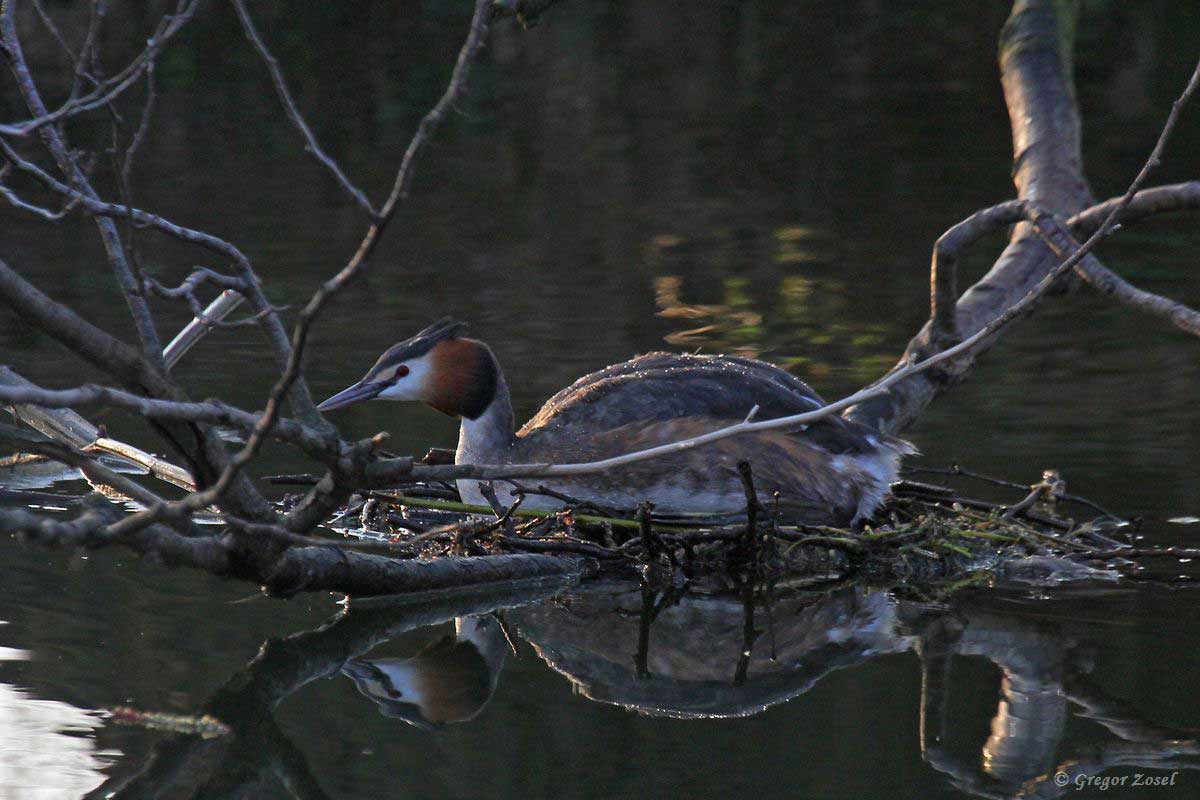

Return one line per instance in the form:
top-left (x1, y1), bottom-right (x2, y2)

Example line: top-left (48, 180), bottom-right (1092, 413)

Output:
top-left (1, 366), bottom-right (196, 492)
top-left (162, 289), bottom-right (245, 369)
top-left (3, 290), bottom-right (245, 492)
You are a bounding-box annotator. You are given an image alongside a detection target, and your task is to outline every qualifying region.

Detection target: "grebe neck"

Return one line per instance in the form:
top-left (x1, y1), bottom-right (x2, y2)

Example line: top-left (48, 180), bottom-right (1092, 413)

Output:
top-left (455, 370), bottom-right (515, 467)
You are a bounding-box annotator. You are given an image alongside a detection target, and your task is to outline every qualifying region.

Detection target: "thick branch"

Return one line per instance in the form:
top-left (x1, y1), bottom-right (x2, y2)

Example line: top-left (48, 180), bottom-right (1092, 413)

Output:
top-left (852, 3), bottom-right (1200, 433)
top-left (0, 258), bottom-right (169, 394)
top-left (1, 496), bottom-right (590, 598)
top-left (1037, 215), bottom-right (1200, 337)
top-left (848, 0), bottom-right (1093, 433)
top-left (0, 502), bottom-right (232, 573)
top-left (932, 187), bottom-right (1200, 344)
top-left (262, 550), bottom-right (591, 598)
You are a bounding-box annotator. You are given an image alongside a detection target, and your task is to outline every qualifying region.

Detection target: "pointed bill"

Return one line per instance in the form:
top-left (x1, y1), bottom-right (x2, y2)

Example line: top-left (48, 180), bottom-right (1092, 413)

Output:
top-left (317, 380), bottom-right (384, 411)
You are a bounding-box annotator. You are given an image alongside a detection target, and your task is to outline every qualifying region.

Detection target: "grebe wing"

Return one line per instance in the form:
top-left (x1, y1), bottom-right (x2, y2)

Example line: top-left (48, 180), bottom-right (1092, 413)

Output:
top-left (518, 352), bottom-right (887, 455)
top-left (511, 416), bottom-right (894, 524)
top-left (522, 352), bottom-right (821, 426)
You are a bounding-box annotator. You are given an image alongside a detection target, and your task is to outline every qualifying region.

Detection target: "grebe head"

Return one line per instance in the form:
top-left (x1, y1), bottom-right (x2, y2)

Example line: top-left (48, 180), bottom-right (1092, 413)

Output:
top-left (340, 615), bottom-right (507, 729)
top-left (317, 317), bottom-right (498, 419)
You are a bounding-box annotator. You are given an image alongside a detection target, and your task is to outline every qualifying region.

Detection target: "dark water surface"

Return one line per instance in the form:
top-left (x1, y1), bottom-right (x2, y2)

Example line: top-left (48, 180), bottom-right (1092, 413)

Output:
top-left (2, 2), bottom-right (1200, 798)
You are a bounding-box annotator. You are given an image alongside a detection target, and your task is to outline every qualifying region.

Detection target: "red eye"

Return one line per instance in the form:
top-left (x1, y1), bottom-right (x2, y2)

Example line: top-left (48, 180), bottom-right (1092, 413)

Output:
top-left (396, 365), bottom-right (409, 378)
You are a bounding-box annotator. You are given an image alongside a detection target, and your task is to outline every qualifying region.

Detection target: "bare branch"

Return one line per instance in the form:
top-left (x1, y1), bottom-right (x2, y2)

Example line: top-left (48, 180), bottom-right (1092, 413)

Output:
top-left (0, 493), bottom-right (587, 598)
top-left (371, 0), bottom-right (493, 222)
top-left (229, 0), bottom-right (376, 217)
top-left (144, 268), bottom-right (246, 302)
top-left (261, 549), bottom-right (589, 598)
top-left (1073, 181), bottom-right (1200, 235)
top-left (0, 172), bottom-right (81, 219)
top-left (0, 0), bottom-right (198, 138)
top-left (0, 258), bottom-right (166, 393)
top-left (0, 499), bottom-right (126, 549)
top-left (932, 183), bottom-right (1200, 347)
top-left (0, 367), bottom-right (334, 463)
top-left (929, 200), bottom-right (1029, 345)
top-left (0, 257), bottom-right (277, 517)
top-left (850, 3), bottom-right (1200, 433)
top-left (1034, 215), bottom-right (1200, 338)
top-left (0, 503), bottom-right (234, 573)
top-left (121, 63), bottom-right (157, 187)
top-left (0, 137), bottom-right (254, 265)
top-left (0, 2), bottom-right (166, 364)
top-left (29, 0), bottom-right (78, 69)
top-left (83, 435), bottom-right (196, 492)
top-left (0, 137), bottom-right (326, 421)
top-left (849, 0), bottom-right (1093, 433)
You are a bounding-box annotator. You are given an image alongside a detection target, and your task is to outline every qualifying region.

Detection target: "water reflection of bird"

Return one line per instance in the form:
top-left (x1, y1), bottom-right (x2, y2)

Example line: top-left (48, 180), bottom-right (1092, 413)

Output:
top-left (512, 584), bottom-right (1122, 798)
top-left (318, 318), bottom-right (914, 525)
top-left (341, 615), bottom-right (508, 730)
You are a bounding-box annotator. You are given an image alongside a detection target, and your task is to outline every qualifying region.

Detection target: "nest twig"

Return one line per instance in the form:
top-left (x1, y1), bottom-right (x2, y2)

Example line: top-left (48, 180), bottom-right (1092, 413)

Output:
top-left (302, 465), bottom-right (1167, 594)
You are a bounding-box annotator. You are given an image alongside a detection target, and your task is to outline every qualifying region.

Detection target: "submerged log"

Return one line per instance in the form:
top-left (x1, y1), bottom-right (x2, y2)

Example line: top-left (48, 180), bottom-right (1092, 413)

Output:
top-left (262, 549), bottom-right (595, 598)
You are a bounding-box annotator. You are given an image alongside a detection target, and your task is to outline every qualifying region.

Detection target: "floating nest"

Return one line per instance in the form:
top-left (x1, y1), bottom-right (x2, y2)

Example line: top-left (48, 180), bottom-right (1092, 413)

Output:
top-left (275, 465), bottom-right (1147, 595)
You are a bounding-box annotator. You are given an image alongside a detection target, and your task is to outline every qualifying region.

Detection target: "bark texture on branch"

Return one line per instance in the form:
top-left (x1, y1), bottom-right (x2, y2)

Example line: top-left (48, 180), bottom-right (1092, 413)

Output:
top-left (846, 0), bottom-right (1093, 434)
top-left (262, 549), bottom-right (593, 598)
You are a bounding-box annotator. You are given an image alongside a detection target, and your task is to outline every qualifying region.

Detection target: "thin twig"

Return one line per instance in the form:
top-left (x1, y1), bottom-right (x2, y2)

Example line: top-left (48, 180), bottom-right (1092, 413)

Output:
top-left (121, 64), bottom-right (157, 187)
top-left (229, 0), bottom-right (376, 217)
top-left (902, 464), bottom-right (1122, 520)
top-left (0, 5), bottom-right (167, 364)
top-left (0, 0), bottom-right (199, 138)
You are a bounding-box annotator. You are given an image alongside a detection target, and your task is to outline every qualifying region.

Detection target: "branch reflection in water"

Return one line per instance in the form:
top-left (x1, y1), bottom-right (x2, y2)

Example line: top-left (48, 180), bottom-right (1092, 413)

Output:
top-left (90, 580), bottom-right (1200, 800)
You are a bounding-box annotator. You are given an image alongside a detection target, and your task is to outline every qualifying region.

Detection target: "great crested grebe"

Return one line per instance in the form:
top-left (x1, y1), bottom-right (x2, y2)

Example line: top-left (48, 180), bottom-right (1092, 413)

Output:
top-left (342, 615), bottom-right (507, 729)
top-left (318, 318), bottom-right (915, 525)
